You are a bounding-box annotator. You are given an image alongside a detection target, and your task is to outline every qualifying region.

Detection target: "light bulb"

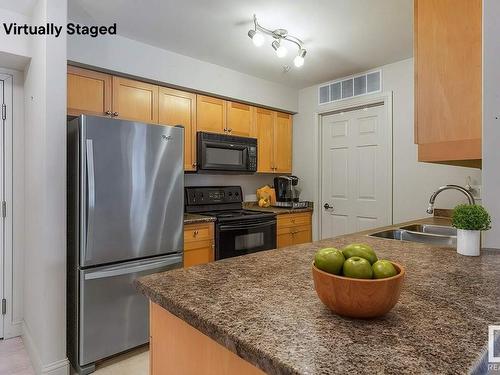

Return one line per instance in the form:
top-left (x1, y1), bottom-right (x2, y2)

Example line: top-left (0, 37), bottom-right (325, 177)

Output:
top-left (252, 32), bottom-right (265, 47)
top-left (293, 55), bottom-right (304, 67)
top-left (294, 49), bottom-right (306, 67)
top-left (248, 29), bottom-right (265, 47)
top-left (272, 40), bottom-right (287, 58)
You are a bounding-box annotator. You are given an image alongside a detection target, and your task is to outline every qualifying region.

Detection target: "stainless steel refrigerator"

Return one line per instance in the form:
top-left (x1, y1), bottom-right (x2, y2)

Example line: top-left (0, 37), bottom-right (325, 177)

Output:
top-left (67, 115), bottom-right (184, 374)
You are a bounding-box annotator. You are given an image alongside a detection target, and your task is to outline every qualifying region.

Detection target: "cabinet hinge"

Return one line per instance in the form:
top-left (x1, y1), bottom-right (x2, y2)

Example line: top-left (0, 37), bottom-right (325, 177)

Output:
top-left (1, 103), bottom-right (6, 121)
top-left (1, 201), bottom-right (5, 218)
top-left (1, 298), bottom-right (6, 315)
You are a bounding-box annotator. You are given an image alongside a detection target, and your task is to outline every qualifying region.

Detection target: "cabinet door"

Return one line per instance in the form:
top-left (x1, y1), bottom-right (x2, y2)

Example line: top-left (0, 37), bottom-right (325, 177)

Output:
top-left (67, 66), bottom-right (112, 117)
top-left (184, 240), bottom-right (214, 268)
top-left (196, 95), bottom-right (226, 134)
top-left (255, 108), bottom-right (274, 173)
top-left (112, 77), bottom-right (159, 124)
top-left (292, 225), bottom-right (312, 246)
top-left (158, 88), bottom-right (197, 171)
top-left (414, 0), bottom-right (482, 162)
top-left (277, 233), bottom-right (293, 249)
top-left (274, 112), bottom-right (293, 173)
top-left (226, 102), bottom-right (254, 137)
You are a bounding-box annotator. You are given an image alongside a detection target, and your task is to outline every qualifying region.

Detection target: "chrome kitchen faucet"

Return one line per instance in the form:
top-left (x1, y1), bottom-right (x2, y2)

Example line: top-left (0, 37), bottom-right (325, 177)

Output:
top-left (427, 184), bottom-right (475, 214)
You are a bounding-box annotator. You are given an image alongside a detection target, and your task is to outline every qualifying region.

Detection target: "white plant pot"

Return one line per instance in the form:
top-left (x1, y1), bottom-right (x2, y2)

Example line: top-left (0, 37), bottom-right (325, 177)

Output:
top-left (456, 229), bottom-right (481, 256)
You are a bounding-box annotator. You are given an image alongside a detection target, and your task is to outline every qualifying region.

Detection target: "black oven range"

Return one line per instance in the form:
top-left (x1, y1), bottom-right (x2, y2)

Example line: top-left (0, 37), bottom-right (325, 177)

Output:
top-left (184, 186), bottom-right (277, 260)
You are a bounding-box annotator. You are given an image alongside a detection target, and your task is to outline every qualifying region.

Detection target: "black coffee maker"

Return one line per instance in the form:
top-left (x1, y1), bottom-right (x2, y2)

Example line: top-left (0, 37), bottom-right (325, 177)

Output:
top-left (274, 176), bottom-right (300, 206)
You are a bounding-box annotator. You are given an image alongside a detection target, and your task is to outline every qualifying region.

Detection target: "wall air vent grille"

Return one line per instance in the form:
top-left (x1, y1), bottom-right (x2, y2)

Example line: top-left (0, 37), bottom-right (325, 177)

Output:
top-left (318, 70), bottom-right (382, 105)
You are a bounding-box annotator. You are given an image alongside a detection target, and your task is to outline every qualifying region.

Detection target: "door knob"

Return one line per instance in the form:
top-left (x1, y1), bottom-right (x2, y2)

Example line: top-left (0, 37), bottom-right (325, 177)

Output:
top-left (323, 203), bottom-right (333, 210)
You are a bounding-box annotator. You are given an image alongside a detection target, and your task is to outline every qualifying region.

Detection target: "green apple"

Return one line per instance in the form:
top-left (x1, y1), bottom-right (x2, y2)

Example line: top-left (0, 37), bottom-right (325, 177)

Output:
top-left (342, 243), bottom-right (378, 265)
top-left (314, 247), bottom-right (345, 275)
top-left (372, 260), bottom-right (398, 279)
top-left (342, 256), bottom-right (373, 279)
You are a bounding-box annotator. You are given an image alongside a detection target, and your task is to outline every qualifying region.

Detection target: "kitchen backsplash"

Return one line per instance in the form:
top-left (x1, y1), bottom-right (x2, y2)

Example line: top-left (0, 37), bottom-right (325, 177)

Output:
top-left (184, 174), bottom-right (275, 202)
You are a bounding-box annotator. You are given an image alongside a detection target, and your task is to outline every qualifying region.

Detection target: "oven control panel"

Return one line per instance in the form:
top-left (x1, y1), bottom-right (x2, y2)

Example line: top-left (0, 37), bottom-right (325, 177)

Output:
top-left (185, 186), bottom-right (243, 206)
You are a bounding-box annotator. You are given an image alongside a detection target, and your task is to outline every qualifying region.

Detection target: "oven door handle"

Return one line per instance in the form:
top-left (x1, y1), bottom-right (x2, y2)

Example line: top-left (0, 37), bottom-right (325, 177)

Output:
top-left (219, 221), bottom-right (276, 231)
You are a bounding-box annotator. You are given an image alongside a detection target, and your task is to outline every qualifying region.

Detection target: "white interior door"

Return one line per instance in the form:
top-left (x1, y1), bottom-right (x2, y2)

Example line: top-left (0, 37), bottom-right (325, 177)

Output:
top-left (0, 78), bottom-right (4, 338)
top-left (320, 103), bottom-right (392, 239)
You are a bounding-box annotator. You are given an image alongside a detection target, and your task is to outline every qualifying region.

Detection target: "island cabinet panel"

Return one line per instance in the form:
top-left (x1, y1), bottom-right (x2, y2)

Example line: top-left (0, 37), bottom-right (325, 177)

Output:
top-left (255, 108), bottom-right (275, 173)
top-left (67, 66), bottom-right (112, 117)
top-left (183, 223), bottom-right (214, 268)
top-left (112, 77), bottom-right (159, 124)
top-left (226, 101), bottom-right (255, 137)
top-left (158, 87), bottom-right (197, 171)
top-left (274, 112), bottom-right (293, 173)
top-left (414, 0), bottom-right (482, 164)
top-left (277, 212), bottom-right (312, 248)
top-left (196, 95), bottom-right (227, 134)
top-left (150, 302), bottom-right (265, 375)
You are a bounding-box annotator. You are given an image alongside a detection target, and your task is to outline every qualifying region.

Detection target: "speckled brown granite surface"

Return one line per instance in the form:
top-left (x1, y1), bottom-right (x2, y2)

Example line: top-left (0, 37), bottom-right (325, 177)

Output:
top-left (243, 201), bottom-right (313, 215)
top-left (135, 220), bottom-right (500, 375)
top-left (183, 213), bottom-right (216, 224)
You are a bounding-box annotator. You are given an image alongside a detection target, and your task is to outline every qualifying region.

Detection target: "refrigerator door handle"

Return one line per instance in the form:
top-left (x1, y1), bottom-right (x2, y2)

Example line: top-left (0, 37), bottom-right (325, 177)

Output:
top-left (84, 255), bottom-right (182, 280)
top-left (85, 139), bottom-right (95, 262)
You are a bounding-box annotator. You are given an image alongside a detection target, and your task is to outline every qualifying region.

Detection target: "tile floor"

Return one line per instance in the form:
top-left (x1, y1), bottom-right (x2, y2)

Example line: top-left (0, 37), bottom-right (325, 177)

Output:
top-left (0, 337), bottom-right (149, 375)
top-left (0, 337), bottom-right (35, 375)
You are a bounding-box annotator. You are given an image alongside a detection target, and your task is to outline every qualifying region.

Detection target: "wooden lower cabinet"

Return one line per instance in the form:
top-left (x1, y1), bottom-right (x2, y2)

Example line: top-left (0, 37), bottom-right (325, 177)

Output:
top-left (277, 212), bottom-right (312, 248)
top-left (183, 222), bottom-right (214, 268)
top-left (150, 302), bottom-right (265, 375)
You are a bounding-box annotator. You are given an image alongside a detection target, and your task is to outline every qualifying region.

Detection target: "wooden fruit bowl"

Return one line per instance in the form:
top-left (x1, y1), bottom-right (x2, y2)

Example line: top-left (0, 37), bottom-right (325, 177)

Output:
top-left (312, 261), bottom-right (405, 318)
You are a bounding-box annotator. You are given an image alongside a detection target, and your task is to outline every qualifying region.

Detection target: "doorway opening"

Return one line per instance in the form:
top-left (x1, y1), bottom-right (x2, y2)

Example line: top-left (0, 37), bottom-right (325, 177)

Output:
top-left (318, 94), bottom-right (393, 239)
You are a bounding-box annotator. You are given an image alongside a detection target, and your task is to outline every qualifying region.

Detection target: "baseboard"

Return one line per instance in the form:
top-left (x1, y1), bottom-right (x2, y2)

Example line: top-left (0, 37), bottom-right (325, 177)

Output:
top-left (22, 321), bottom-right (70, 375)
top-left (4, 320), bottom-right (23, 338)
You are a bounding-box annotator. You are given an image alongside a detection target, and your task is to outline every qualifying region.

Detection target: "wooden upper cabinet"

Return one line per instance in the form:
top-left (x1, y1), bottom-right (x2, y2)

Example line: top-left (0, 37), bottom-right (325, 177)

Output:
top-left (112, 76), bottom-right (159, 124)
top-left (196, 95), bottom-right (226, 134)
top-left (67, 66), bottom-right (112, 117)
top-left (226, 102), bottom-right (255, 137)
top-left (414, 0), bottom-right (482, 164)
top-left (255, 108), bottom-right (275, 173)
top-left (158, 87), bottom-right (197, 171)
top-left (274, 112), bottom-right (292, 173)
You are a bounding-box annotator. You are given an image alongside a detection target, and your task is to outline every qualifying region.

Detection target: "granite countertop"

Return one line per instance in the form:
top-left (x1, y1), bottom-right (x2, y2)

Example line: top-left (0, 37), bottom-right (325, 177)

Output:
top-left (136, 218), bottom-right (500, 375)
top-left (243, 201), bottom-right (314, 215)
top-left (183, 213), bottom-right (216, 225)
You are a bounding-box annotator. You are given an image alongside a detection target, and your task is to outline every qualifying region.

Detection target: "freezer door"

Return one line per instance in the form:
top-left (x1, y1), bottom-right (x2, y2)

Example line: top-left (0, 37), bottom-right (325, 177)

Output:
top-left (79, 255), bottom-right (182, 366)
top-left (80, 116), bottom-right (184, 267)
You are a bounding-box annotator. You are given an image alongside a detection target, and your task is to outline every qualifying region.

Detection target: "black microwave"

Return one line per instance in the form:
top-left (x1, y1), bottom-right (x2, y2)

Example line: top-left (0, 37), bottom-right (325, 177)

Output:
top-left (197, 132), bottom-right (257, 173)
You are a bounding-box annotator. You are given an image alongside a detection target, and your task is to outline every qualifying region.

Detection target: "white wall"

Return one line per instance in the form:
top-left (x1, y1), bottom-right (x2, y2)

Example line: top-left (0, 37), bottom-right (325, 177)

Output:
top-left (482, 0), bottom-right (500, 249)
top-left (22, 0), bottom-right (69, 374)
top-left (67, 33), bottom-right (298, 112)
top-left (294, 58), bottom-right (482, 240)
top-left (0, 9), bottom-right (31, 65)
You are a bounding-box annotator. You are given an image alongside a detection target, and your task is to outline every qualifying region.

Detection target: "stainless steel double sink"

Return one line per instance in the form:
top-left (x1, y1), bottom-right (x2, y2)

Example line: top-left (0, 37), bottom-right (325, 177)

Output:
top-left (369, 224), bottom-right (457, 248)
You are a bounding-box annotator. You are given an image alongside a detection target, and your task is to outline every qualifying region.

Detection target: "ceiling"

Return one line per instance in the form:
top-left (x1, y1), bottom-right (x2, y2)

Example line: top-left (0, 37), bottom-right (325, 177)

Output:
top-left (70, 0), bottom-right (413, 89)
top-left (0, 0), bottom-right (37, 16)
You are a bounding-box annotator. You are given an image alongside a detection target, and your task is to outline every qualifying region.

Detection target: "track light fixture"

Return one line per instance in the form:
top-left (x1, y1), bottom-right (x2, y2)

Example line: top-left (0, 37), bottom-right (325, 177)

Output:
top-left (247, 14), bottom-right (307, 68)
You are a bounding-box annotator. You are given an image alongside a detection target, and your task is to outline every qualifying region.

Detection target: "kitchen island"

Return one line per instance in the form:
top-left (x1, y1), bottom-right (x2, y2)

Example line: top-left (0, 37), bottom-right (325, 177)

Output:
top-left (135, 220), bottom-right (500, 374)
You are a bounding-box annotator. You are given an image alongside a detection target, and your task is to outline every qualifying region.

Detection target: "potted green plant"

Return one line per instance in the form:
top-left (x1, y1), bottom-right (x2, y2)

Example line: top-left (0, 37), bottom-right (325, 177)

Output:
top-left (451, 204), bottom-right (491, 256)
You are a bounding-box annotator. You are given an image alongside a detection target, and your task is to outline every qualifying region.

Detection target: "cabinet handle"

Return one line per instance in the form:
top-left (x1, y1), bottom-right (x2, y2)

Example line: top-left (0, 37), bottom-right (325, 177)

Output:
top-left (192, 162), bottom-right (197, 168)
top-left (193, 230), bottom-right (199, 237)
top-left (223, 128), bottom-right (227, 133)
top-left (228, 128), bottom-right (232, 133)
top-left (105, 110), bottom-right (112, 116)
top-left (112, 112), bottom-right (119, 117)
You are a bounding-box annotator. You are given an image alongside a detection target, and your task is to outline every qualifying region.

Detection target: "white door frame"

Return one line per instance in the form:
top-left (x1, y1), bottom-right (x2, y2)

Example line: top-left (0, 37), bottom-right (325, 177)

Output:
top-left (0, 73), bottom-right (14, 338)
top-left (313, 92), bottom-right (393, 240)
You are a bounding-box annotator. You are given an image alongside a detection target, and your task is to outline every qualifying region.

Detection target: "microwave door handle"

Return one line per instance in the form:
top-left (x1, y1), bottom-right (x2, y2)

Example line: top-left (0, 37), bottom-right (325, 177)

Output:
top-left (219, 221), bottom-right (276, 231)
top-left (205, 142), bottom-right (246, 150)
